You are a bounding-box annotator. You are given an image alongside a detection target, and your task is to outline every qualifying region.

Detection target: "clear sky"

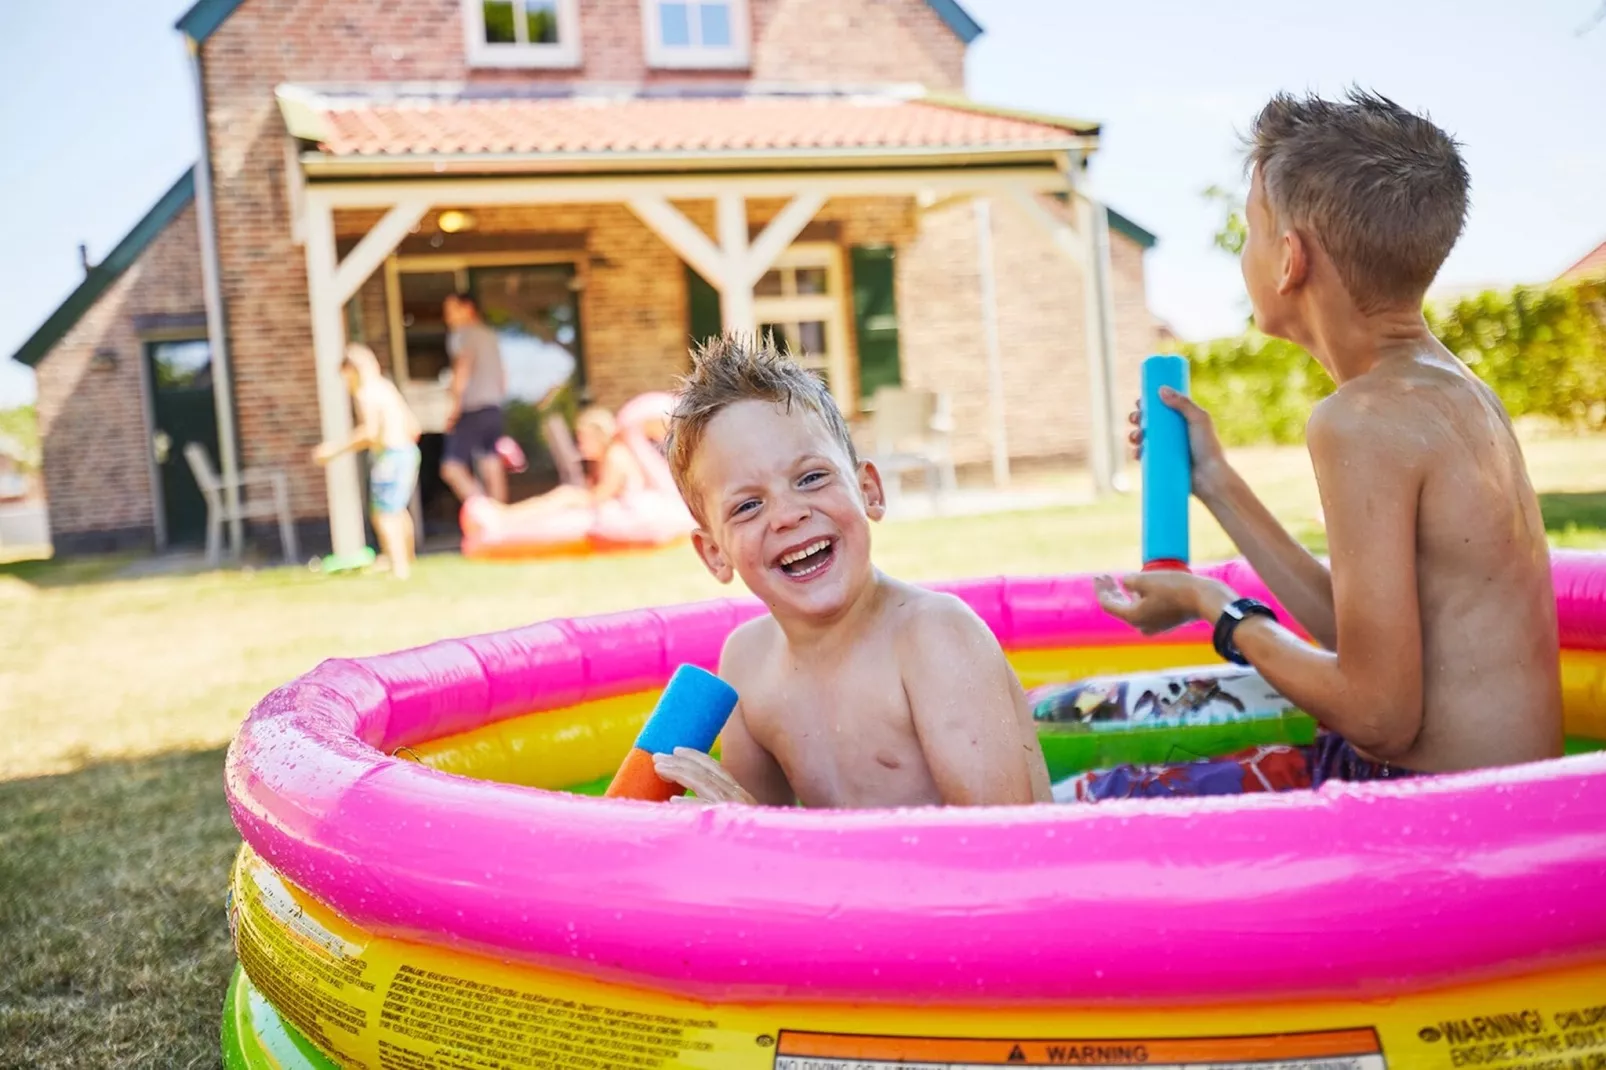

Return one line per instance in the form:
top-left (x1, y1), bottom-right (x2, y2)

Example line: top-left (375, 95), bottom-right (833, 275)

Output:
top-left (2, 0), bottom-right (1603, 407)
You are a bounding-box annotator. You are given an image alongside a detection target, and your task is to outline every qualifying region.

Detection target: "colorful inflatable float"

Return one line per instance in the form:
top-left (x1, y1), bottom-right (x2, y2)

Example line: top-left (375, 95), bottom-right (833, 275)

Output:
top-left (222, 551), bottom-right (1606, 1070)
top-left (460, 391), bottom-right (694, 560)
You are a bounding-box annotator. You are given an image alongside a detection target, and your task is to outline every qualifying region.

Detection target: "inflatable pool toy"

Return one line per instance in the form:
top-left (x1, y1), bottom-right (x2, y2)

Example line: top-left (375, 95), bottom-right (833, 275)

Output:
top-left (221, 551), bottom-right (1606, 1070)
top-left (460, 392), bottom-right (694, 559)
top-left (616, 390), bottom-right (676, 450)
top-left (1141, 353), bottom-right (1192, 572)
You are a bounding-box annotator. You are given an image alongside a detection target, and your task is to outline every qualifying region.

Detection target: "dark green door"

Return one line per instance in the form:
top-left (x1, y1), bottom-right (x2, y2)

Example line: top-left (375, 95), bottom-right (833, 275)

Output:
top-left (851, 245), bottom-right (901, 402)
top-left (686, 266), bottom-right (722, 352)
top-left (146, 338), bottom-right (220, 546)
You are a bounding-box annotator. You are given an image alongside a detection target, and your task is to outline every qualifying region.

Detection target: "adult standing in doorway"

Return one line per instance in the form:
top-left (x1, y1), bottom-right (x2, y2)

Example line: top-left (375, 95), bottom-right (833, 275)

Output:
top-left (440, 291), bottom-right (509, 503)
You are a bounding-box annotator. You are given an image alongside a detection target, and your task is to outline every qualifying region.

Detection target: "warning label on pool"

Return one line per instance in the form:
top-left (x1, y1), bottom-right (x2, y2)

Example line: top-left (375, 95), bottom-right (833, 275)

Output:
top-left (1412, 1004), bottom-right (1606, 1070)
top-left (772, 1027), bottom-right (1386, 1070)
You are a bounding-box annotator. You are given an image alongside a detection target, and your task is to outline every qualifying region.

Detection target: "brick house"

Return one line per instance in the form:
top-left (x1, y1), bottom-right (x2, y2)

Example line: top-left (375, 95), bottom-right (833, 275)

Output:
top-left (13, 0), bottom-right (1158, 558)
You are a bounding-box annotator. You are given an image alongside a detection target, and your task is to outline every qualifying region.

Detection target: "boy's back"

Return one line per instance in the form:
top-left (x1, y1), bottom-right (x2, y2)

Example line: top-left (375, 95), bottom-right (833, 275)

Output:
top-left (1096, 89), bottom-right (1562, 784)
top-left (1322, 351), bottom-right (1560, 770)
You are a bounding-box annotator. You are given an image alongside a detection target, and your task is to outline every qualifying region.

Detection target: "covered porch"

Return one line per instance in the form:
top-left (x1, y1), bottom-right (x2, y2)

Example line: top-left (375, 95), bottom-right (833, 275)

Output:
top-left (272, 86), bottom-right (1128, 558)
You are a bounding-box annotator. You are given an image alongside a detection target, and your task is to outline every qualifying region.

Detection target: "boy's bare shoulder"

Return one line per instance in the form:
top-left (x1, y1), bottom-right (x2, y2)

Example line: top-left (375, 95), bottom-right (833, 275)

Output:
top-left (1307, 374), bottom-right (1434, 467)
top-left (1308, 376), bottom-right (1396, 435)
top-left (718, 613), bottom-right (782, 679)
top-left (1310, 356), bottom-right (1494, 459)
top-left (885, 582), bottom-right (999, 656)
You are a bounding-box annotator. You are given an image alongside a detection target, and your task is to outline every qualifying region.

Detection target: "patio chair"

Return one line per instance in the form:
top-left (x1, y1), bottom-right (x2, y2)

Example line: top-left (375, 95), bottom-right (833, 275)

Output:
top-left (183, 443), bottom-right (299, 566)
top-left (865, 385), bottom-right (958, 507)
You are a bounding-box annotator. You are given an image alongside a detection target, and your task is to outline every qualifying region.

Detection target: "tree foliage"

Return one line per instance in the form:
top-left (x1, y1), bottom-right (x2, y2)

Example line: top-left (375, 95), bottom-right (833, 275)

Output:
top-left (1176, 276), bottom-right (1606, 445)
top-left (0, 405), bottom-right (39, 471)
top-left (1203, 185), bottom-right (1248, 257)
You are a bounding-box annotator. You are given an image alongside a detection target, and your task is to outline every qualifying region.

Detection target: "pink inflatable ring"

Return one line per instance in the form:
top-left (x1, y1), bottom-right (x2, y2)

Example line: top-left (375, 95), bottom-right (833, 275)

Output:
top-left (221, 552), bottom-right (1606, 1070)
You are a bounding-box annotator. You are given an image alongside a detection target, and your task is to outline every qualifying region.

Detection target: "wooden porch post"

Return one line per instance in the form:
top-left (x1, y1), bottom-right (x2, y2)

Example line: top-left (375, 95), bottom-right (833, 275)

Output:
top-left (715, 193), bottom-right (756, 336)
top-left (301, 194), bottom-right (366, 559)
top-left (629, 190), bottom-right (824, 340)
top-left (1073, 190), bottom-right (1120, 495)
top-left (298, 192), bottom-right (432, 559)
top-left (973, 197), bottom-right (1010, 488)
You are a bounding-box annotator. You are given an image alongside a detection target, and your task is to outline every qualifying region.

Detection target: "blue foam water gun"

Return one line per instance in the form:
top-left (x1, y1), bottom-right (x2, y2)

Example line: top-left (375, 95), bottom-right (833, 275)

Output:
top-left (605, 664), bottom-right (738, 801)
top-left (1141, 354), bottom-right (1193, 572)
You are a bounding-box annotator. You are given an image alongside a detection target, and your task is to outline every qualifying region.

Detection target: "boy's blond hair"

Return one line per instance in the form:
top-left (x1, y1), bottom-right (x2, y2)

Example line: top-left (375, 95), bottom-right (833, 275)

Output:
top-left (575, 406), bottom-right (618, 440)
top-left (666, 334), bottom-right (857, 522)
top-left (1247, 88), bottom-right (1469, 312)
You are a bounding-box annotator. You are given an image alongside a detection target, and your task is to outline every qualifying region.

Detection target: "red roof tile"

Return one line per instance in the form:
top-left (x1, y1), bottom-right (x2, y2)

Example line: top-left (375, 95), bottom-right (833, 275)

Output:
top-left (1561, 240), bottom-right (1606, 282)
top-left (289, 92), bottom-right (1095, 159)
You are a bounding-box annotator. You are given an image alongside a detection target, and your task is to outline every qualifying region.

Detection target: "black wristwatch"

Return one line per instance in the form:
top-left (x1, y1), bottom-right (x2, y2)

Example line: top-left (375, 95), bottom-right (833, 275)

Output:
top-left (1213, 598), bottom-right (1277, 665)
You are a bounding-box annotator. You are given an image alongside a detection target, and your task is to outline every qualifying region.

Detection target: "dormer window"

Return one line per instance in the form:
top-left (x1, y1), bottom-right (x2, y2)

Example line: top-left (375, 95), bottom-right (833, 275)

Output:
top-left (464, 0), bottom-right (581, 68)
top-left (642, 0), bottom-right (750, 69)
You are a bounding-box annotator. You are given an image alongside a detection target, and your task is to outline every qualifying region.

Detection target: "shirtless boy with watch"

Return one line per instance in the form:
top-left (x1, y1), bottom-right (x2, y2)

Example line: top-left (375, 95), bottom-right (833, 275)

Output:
top-left (1084, 90), bottom-right (1562, 798)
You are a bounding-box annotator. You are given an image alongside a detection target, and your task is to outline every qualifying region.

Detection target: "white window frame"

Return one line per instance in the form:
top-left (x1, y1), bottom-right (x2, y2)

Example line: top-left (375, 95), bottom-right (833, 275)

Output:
top-left (462, 0), bottom-right (581, 69)
top-left (754, 243), bottom-right (854, 413)
top-left (640, 0), bottom-right (750, 70)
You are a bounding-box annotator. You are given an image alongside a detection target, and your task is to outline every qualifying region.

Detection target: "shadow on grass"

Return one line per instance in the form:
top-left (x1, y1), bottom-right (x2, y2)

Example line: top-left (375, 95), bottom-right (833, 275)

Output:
top-left (0, 747), bottom-right (239, 1069)
top-left (0, 554), bottom-right (140, 590)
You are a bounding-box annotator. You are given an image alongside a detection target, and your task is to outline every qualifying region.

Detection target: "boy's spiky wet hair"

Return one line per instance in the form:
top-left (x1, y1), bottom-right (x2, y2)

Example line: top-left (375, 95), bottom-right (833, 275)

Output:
top-left (665, 333), bottom-right (857, 522)
top-left (1246, 87), bottom-right (1470, 311)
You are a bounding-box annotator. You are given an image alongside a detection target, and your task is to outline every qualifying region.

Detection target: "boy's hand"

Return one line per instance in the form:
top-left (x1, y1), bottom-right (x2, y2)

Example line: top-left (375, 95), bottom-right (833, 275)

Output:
top-left (1129, 387), bottom-right (1231, 500)
top-left (652, 748), bottom-right (758, 805)
top-left (1095, 572), bottom-right (1235, 636)
top-left (311, 443), bottom-right (336, 465)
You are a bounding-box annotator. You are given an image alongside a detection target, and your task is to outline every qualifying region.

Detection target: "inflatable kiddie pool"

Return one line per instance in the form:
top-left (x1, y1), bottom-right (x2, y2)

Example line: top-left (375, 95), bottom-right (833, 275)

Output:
top-left (222, 552), bottom-right (1606, 1070)
top-left (460, 392), bottom-right (693, 560)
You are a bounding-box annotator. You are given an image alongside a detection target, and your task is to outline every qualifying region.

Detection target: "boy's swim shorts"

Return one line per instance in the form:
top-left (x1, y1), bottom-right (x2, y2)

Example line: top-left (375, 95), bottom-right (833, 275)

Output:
top-left (369, 446), bottom-right (421, 516)
top-left (1055, 731), bottom-right (1419, 803)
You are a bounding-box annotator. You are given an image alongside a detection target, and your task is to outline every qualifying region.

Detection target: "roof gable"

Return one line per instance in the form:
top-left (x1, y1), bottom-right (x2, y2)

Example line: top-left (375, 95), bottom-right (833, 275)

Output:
top-left (1107, 206), bottom-right (1157, 250)
top-left (278, 86), bottom-right (1096, 167)
top-left (178, 0), bottom-right (982, 45)
top-left (1560, 239), bottom-right (1606, 282)
top-left (11, 170), bottom-right (196, 368)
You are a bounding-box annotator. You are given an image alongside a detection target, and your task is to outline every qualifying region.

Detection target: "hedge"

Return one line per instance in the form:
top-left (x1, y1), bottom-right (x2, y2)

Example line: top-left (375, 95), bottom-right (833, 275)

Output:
top-left (1173, 275), bottom-right (1606, 445)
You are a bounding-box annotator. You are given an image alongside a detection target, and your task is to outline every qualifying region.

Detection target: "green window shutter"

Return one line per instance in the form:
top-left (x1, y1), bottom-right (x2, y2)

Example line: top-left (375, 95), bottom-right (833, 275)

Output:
top-left (851, 245), bottom-right (900, 401)
top-left (686, 266), bottom-right (722, 350)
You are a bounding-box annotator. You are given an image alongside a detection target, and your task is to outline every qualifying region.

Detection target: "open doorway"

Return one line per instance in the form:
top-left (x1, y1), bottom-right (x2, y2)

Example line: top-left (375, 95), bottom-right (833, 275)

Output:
top-left (384, 255), bottom-right (586, 543)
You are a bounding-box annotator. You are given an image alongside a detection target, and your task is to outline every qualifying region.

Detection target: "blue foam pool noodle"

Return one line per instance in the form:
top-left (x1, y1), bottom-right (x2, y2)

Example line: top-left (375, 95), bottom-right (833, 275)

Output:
top-left (606, 664), bottom-right (738, 800)
top-left (1141, 354), bottom-right (1192, 571)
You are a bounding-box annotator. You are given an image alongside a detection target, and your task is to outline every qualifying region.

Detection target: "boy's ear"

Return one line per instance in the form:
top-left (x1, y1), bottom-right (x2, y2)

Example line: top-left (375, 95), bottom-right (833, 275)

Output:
top-left (858, 460), bottom-right (887, 522)
top-left (1278, 228), bottom-right (1310, 295)
top-left (690, 527), bottom-right (735, 584)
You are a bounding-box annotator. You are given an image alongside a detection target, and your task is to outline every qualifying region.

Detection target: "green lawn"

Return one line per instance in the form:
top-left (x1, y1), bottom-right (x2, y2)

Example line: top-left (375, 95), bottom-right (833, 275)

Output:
top-left (3, 431), bottom-right (1606, 1068)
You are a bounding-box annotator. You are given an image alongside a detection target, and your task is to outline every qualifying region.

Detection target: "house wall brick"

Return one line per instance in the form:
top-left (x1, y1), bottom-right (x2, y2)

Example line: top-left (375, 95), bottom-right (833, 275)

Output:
top-left (196, 0), bottom-right (963, 88)
top-left (33, 205), bottom-right (205, 550)
top-left (897, 198), bottom-right (1154, 470)
top-left (1108, 227), bottom-right (1158, 478)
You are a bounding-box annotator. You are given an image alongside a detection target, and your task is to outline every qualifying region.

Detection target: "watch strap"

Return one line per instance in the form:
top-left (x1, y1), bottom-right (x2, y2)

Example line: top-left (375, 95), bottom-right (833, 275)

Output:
top-left (1213, 598), bottom-right (1277, 665)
